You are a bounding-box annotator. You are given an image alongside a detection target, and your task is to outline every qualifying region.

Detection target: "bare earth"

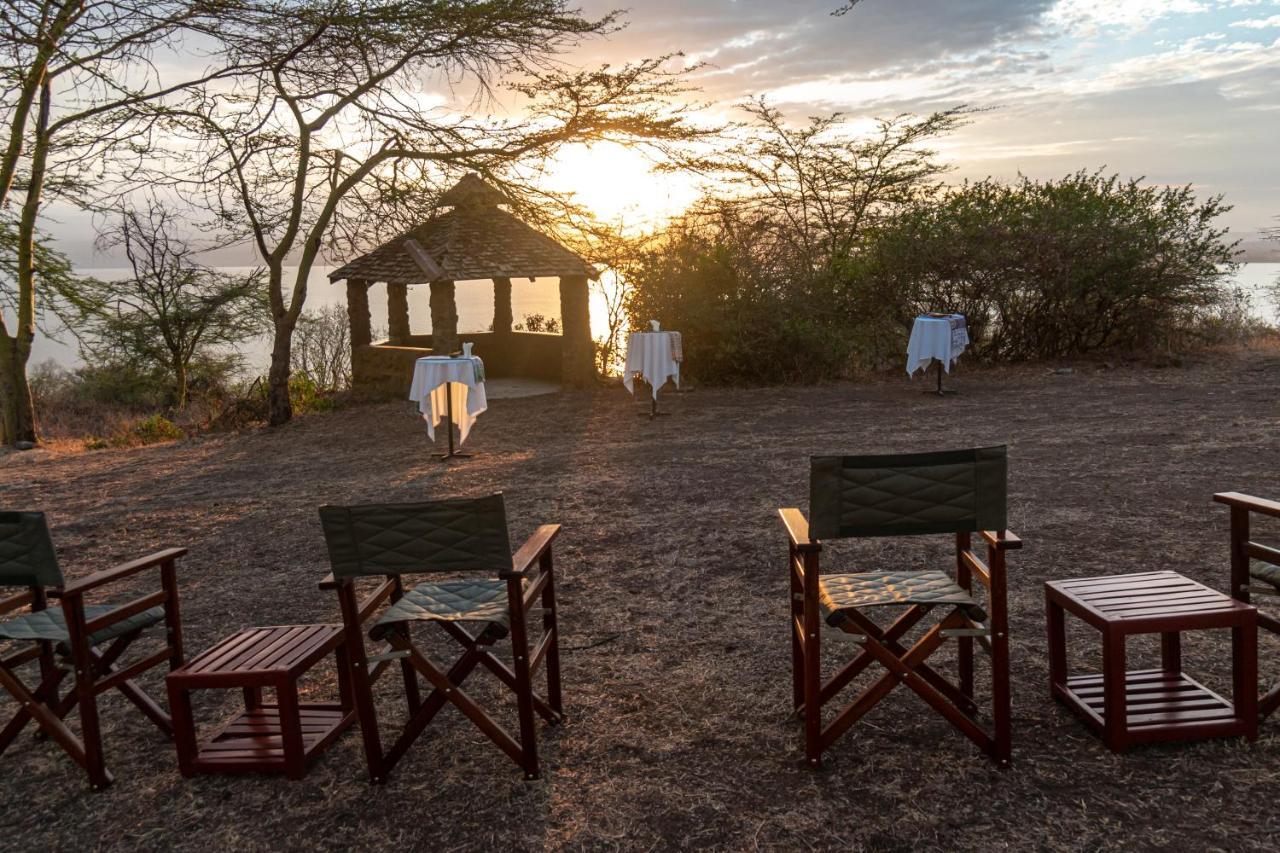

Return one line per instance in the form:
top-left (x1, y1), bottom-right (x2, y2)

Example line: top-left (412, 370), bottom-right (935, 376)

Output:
top-left (2, 350), bottom-right (1279, 852)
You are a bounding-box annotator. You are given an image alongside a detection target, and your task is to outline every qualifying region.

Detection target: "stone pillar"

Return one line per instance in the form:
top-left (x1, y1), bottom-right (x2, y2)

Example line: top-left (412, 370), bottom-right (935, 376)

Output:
top-left (558, 274), bottom-right (595, 386)
top-left (429, 279), bottom-right (459, 355)
top-left (492, 276), bottom-right (513, 335)
top-left (346, 279), bottom-right (372, 347)
top-left (387, 282), bottom-right (410, 343)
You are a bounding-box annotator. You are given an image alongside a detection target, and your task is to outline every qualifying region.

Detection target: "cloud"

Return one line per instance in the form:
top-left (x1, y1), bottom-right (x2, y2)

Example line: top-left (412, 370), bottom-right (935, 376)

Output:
top-left (1230, 14), bottom-right (1280, 26)
top-left (1046, 0), bottom-right (1212, 34)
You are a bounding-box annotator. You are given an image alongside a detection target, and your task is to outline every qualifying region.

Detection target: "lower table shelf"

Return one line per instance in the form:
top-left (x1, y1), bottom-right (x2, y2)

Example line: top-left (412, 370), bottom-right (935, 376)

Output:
top-left (1060, 668), bottom-right (1244, 744)
top-left (192, 702), bottom-right (352, 773)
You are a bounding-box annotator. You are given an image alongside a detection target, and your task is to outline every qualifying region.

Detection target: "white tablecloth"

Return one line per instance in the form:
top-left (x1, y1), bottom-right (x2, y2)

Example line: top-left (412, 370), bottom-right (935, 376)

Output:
top-left (906, 314), bottom-right (969, 375)
top-left (623, 331), bottom-right (681, 400)
top-left (409, 356), bottom-right (488, 443)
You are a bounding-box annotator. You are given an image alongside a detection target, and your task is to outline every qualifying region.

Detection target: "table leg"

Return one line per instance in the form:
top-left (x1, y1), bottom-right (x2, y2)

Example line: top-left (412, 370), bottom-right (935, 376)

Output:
top-left (438, 381), bottom-right (472, 461)
top-left (1102, 628), bottom-right (1128, 751)
top-left (1234, 618), bottom-right (1259, 740)
top-left (1160, 631), bottom-right (1182, 674)
top-left (636, 381), bottom-right (671, 418)
top-left (1046, 596), bottom-right (1067, 697)
top-left (166, 682), bottom-right (198, 778)
top-left (277, 678), bottom-right (307, 780)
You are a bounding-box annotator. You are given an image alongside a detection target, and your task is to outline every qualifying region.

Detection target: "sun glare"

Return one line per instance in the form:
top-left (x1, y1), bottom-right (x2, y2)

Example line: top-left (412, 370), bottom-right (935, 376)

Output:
top-left (544, 142), bottom-right (702, 233)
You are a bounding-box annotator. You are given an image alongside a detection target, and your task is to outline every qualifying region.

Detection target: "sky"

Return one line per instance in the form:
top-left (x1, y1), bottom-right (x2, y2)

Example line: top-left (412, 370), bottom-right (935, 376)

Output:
top-left (547, 0), bottom-right (1279, 237)
top-left (44, 0), bottom-right (1280, 265)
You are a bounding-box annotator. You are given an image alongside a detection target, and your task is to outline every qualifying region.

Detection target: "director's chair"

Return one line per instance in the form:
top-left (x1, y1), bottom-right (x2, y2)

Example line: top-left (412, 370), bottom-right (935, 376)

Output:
top-left (0, 511), bottom-right (185, 788)
top-left (779, 446), bottom-right (1022, 767)
top-left (1216, 491), bottom-right (1280, 719)
top-left (318, 493), bottom-right (563, 783)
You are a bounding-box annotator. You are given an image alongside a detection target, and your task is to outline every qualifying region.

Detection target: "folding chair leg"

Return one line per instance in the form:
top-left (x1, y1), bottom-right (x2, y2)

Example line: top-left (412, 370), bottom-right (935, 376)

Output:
top-left (803, 621), bottom-right (821, 766)
top-left (335, 584), bottom-right (387, 783)
top-left (1262, 682), bottom-right (1280, 719)
top-left (958, 636), bottom-right (975, 708)
top-left (90, 650), bottom-right (173, 737)
top-left (540, 549), bottom-right (565, 718)
top-left (74, 677), bottom-right (109, 788)
top-left (790, 550), bottom-right (804, 711)
top-left (0, 662), bottom-right (97, 781)
top-left (509, 577), bottom-right (540, 780)
top-left (380, 644), bottom-right (487, 774)
top-left (991, 628), bottom-right (1012, 765)
top-left (399, 642), bottom-right (525, 767)
top-left (0, 665), bottom-right (64, 754)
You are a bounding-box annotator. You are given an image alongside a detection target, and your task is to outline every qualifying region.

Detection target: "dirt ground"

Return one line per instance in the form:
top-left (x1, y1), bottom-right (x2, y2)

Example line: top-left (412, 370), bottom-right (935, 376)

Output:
top-left (2, 349), bottom-right (1279, 852)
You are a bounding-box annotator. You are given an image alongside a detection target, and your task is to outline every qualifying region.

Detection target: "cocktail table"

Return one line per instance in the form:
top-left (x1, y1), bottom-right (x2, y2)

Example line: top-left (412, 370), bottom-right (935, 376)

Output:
top-left (1045, 570), bottom-right (1257, 752)
top-left (166, 624), bottom-right (355, 779)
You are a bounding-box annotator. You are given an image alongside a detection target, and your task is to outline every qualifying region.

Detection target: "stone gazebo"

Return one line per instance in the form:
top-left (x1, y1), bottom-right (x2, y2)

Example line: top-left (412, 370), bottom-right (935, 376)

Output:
top-left (329, 174), bottom-right (599, 395)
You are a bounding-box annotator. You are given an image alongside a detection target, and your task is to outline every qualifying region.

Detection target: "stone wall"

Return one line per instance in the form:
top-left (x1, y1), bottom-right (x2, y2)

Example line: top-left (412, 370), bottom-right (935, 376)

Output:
top-left (352, 332), bottom-right (564, 397)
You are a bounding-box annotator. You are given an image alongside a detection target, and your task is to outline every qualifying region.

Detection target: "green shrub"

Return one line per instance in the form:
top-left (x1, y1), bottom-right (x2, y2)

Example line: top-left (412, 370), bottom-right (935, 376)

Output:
top-left (127, 414), bottom-right (184, 445)
top-left (853, 171), bottom-right (1240, 361)
top-left (626, 171), bottom-right (1242, 382)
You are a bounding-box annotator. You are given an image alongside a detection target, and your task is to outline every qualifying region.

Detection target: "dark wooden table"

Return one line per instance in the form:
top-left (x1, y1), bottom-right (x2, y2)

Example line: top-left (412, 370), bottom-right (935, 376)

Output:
top-left (1046, 570), bottom-right (1258, 752)
top-left (166, 624), bottom-right (355, 779)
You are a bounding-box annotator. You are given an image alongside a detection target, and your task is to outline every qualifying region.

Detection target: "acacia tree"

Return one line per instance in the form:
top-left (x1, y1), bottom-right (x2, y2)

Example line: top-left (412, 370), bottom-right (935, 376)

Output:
top-left (149, 0), bottom-right (703, 426)
top-left (678, 100), bottom-right (973, 273)
top-left (63, 201), bottom-right (264, 409)
top-left (0, 0), bottom-right (268, 445)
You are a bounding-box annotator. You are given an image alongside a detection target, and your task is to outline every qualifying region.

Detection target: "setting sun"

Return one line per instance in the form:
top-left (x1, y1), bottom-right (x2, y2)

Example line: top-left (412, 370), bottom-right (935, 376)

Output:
top-left (543, 141), bottom-right (702, 232)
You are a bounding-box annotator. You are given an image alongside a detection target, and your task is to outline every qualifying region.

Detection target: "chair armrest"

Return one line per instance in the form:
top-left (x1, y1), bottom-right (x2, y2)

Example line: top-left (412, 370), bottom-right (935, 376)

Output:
top-left (503, 524), bottom-right (562, 579)
top-left (779, 508), bottom-right (821, 553)
top-left (318, 572), bottom-right (348, 591)
top-left (980, 529), bottom-right (1022, 551)
top-left (1215, 492), bottom-right (1280, 520)
top-left (50, 547), bottom-right (187, 598)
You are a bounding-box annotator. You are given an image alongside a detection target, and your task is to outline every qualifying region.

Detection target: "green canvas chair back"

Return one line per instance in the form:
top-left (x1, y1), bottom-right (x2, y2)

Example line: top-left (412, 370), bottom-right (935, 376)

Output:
top-left (0, 511), bottom-right (64, 589)
top-left (809, 446), bottom-right (1007, 540)
top-left (319, 494), bottom-right (513, 578)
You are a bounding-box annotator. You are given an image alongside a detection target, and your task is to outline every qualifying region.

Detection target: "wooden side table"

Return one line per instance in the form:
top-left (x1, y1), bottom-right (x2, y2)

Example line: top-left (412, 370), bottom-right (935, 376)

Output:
top-left (166, 624), bottom-right (355, 779)
top-left (1046, 570), bottom-right (1257, 752)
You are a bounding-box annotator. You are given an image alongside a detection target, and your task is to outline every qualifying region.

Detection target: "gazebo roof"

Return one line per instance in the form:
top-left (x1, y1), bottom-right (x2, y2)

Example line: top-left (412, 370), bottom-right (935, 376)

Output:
top-left (329, 174), bottom-right (597, 284)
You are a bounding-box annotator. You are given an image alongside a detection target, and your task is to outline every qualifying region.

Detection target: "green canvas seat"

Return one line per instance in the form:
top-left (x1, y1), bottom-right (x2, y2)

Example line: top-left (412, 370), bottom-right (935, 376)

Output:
top-left (0, 510), bottom-right (186, 789)
top-left (819, 570), bottom-right (986, 627)
top-left (0, 604), bottom-right (165, 646)
top-left (1249, 560), bottom-right (1280, 591)
top-left (374, 578), bottom-right (513, 635)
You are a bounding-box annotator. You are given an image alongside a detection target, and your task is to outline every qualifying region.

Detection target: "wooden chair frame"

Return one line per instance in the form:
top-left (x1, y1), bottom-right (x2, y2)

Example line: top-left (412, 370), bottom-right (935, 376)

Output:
top-left (0, 548), bottom-right (186, 788)
top-left (781, 509), bottom-right (1021, 766)
top-left (322, 525), bottom-right (564, 783)
top-left (1216, 491), bottom-right (1280, 718)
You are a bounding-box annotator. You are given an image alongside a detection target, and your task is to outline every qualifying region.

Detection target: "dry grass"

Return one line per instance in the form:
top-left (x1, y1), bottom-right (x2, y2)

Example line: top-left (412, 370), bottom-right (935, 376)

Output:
top-left (2, 348), bottom-right (1279, 851)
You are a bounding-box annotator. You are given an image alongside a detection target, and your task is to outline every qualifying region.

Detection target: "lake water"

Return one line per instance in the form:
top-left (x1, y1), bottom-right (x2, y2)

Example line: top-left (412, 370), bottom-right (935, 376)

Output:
top-left (27, 263), bottom-right (1280, 372)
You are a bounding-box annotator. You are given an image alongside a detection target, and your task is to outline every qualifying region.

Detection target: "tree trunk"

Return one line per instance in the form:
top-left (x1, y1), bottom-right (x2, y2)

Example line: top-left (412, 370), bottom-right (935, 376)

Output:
top-left (0, 331), bottom-right (37, 445)
top-left (3, 80), bottom-right (49, 446)
top-left (493, 276), bottom-right (513, 336)
top-left (429, 280), bottom-right (459, 355)
top-left (267, 318), bottom-right (295, 426)
top-left (173, 359), bottom-right (188, 412)
top-left (387, 282), bottom-right (411, 343)
top-left (559, 275), bottom-right (596, 387)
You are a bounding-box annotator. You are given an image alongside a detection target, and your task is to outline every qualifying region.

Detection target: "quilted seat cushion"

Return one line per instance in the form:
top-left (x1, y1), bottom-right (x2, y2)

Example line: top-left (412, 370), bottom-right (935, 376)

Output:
top-left (374, 578), bottom-right (513, 636)
top-left (819, 570), bottom-right (986, 627)
top-left (809, 447), bottom-right (1006, 539)
top-left (1250, 560), bottom-right (1280, 590)
top-left (319, 495), bottom-right (513, 578)
top-left (0, 604), bottom-right (165, 645)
